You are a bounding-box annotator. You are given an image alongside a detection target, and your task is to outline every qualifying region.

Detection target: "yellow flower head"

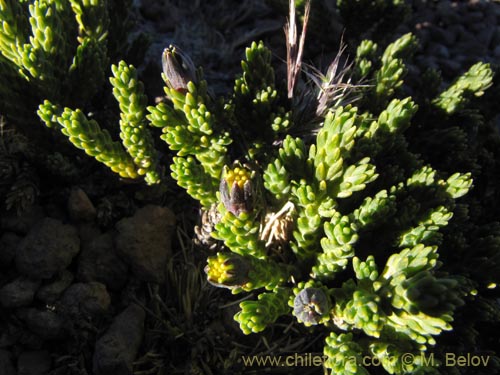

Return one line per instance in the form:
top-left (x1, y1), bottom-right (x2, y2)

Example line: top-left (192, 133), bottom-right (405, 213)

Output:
top-left (205, 253), bottom-right (250, 290)
top-left (220, 165), bottom-right (254, 216)
top-left (225, 167), bottom-right (251, 189)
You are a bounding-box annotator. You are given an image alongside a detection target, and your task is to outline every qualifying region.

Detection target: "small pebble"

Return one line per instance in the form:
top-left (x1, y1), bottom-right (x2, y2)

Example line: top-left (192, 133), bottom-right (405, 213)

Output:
top-left (36, 270), bottom-right (74, 304)
top-left (16, 218), bottom-right (80, 279)
top-left (67, 187), bottom-right (97, 223)
top-left (93, 304), bottom-right (145, 375)
top-left (17, 308), bottom-right (68, 340)
top-left (59, 282), bottom-right (110, 318)
top-left (0, 277), bottom-right (41, 308)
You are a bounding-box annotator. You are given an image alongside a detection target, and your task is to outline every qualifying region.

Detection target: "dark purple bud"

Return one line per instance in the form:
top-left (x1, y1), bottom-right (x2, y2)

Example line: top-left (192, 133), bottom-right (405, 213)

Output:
top-left (161, 45), bottom-right (197, 93)
top-left (220, 166), bottom-right (254, 216)
top-left (293, 287), bottom-right (329, 325)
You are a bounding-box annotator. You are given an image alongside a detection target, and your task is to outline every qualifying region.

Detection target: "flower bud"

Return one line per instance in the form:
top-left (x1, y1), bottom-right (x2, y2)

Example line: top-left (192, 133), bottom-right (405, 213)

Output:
top-left (219, 165), bottom-right (254, 216)
top-left (293, 287), bottom-right (330, 325)
top-left (161, 45), bottom-right (196, 93)
top-left (205, 252), bottom-right (250, 290)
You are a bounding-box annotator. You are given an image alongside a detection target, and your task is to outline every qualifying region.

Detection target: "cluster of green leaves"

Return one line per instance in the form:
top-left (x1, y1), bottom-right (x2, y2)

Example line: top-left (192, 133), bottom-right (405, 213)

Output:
top-left (0, 0), bottom-right (137, 212)
top-left (19, 3), bottom-right (499, 370)
top-left (0, 0), bottom-right (109, 123)
top-left (38, 60), bottom-right (161, 183)
top-left (33, 28), bottom-right (499, 372)
top-left (400, 50), bottom-right (500, 371)
top-left (166, 34), bottom-right (494, 375)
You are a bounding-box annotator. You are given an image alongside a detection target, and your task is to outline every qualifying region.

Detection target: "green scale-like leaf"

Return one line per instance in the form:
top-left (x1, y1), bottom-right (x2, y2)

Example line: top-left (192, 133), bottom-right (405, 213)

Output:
top-left (37, 100), bottom-right (138, 179)
top-left (433, 62), bottom-right (493, 114)
top-left (110, 61), bottom-right (160, 184)
top-left (313, 212), bottom-right (358, 278)
top-left (234, 287), bottom-right (291, 334)
top-left (324, 332), bottom-right (369, 375)
top-left (212, 202), bottom-right (266, 259)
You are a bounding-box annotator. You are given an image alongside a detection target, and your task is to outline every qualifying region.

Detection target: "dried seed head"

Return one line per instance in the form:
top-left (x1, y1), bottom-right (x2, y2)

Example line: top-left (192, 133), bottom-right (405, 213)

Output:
top-left (194, 204), bottom-right (222, 250)
top-left (162, 45), bottom-right (197, 93)
top-left (311, 44), bottom-right (361, 117)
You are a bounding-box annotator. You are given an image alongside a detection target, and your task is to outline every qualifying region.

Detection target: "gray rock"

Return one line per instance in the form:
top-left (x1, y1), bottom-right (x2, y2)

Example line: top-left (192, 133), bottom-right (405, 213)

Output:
top-left (93, 304), bottom-right (145, 375)
top-left (435, 0), bottom-right (451, 14)
top-left (0, 277), bottom-right (41, 308)
top-left (448, 23), bottom-right (466, 36)
top-left (459, 42), bottom-right (487, 58)
top-left (429, 26), bottom-right (456, 46)
top-left (0, 349), bottom-right (16, 375)
top-left (17, 308), bottom-right (67, 340)
top-left (453, 54), bottom-right (468, 65)
top-left (426, 42), bottom-right (450, 59)
top-left (16, 218), bottom-right (80, 279)
top-left (0, 323), bottom-right (44, 350)
top-left (0, 232), bottom-right (21, 267)
top-left (464, 10), bottom-right (484, 25)
top-left (1, 205), bottom-right (44, 234)
top-left (416, 56), bottom-right (439, 72)
top-left (139, 0), bottom-right (175, 28)
top-left (414, 26), bottom-right (431, 47)
top-left (483, 7), bottom-right (497, 25)
top-left (439, 59), bottom-right (462, 77)
top-left (67, 187), bottom-right (96, 222)
top-left (17, 350), bottom-right (51, 375)
top-left (490, 26), bottom-right (500, 47)
top-left (36, 270), bottom-right (74, 304)
top-left (396, 24), bottom-right (410, 35)
top-left (59, 282), bottom-right (110, 318)
top-left (468, 22), bottom-right (487, 34)
top-left (77, 232), bottom-right (129, 291)
top-left (456, 31), bottom-right (480, 46)
top-left (413, 9), bottom-right (438, 25)
top-left (494, 45), bottom-right (500, 58)
top-left (77, 223), bottom-right (101, 247)
top-left (439, 11), bottom-right (461, 26)
top-left (115, 205), bottom-right (175, 283)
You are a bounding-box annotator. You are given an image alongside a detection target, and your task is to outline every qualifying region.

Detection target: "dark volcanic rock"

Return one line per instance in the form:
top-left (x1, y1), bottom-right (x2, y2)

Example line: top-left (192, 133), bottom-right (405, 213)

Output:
top-left (0, 323), bottom-right (44, 350)
top-left (115, 205), bottom-right (175, 283)
top-left (17, 308), bottom-right (68, 340)
top-left (0, 349), bottom-right (16, 375)
top-left (67, 187), bottom-right (97, 222)
top-left (59, 282), bottom-right (110, 318)
top-left (0, 232), bottom-right (21, 267)
top-left (93, 304), bottom-right (145, 375)
top-left (15, 218), bottom-right (80, 279)
top-left (77, 232), bottom-right (129, 291)
top-left (0, 205), bottom-right (44, 234)
top-left (77, 222), bottom-right (101, 247)
top-left (17, 350), bottom-right (51, 375)
top-left (0, 277), bottom-right (41, 308)
top-left (36, 270), bottom-right (74, 304)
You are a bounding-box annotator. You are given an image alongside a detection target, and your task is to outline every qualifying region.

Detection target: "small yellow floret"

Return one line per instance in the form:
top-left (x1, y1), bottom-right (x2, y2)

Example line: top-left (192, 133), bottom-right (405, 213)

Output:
top-left (225, 167), bottom-right (251, 189)
top-left (207, 255), bottom-right (232, 283)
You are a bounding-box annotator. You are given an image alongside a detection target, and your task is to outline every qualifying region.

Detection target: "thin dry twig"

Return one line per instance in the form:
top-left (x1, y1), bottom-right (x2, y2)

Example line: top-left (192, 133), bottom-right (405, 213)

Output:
top-left (285, 0), bottom-right (311, 99)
